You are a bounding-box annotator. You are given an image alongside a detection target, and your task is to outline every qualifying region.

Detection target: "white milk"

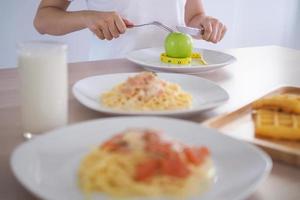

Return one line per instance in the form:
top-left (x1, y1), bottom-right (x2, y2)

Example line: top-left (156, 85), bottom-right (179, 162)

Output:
top-left (18, 41), bottom-right (68, 134)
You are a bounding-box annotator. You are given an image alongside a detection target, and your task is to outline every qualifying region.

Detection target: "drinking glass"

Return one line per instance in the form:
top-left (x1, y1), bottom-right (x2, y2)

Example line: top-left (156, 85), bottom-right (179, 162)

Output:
top-left (18, 41), bottom-right (68, 137)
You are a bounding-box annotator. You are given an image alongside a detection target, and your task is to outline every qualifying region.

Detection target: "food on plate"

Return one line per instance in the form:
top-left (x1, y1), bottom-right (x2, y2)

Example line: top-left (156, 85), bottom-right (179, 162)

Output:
top-left (101, 72), bottom-right (192, 111)
top-left (252, 94), bottom-right (300, 114)
top-left (160, 52), bottom-right (207, 65)
top-left (165, 32), bottom-right (193, 58)
top-left (78, 128), bottom-right (215, 198)
top-left (252, 94), bottom-right (300, 140)
top-left (161, 32), bottom-right (207, 65)
top-left (252, 109), bottom-right (300, 140)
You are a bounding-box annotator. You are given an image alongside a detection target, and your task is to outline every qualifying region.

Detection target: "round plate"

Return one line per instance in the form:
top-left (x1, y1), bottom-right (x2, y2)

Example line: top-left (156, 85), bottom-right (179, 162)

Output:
top-left (11, 117), bottom-right (272, 200)
top-left (126, 47), bottom-right (237, 74)
top-left (72, 73), bottom-right (229, 117)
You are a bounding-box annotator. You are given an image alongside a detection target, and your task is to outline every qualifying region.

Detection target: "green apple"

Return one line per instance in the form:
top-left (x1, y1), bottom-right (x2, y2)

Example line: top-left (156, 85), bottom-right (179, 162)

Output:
top-left (164, 32), bottom-right (193, 58)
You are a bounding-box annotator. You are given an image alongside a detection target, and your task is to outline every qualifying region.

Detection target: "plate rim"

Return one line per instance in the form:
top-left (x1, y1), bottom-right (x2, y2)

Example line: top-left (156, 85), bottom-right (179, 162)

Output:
top-left (72, 72), bottom-right (229, 116)
top-left (10, 116), bottom-right (272, 200)
top-left (126, 47), bottom-right (237, 70)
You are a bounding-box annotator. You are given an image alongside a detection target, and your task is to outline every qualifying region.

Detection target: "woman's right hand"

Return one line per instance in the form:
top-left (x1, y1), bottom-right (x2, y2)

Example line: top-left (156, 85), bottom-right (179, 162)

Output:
top-left (83, 11), bottom-right (133, 40)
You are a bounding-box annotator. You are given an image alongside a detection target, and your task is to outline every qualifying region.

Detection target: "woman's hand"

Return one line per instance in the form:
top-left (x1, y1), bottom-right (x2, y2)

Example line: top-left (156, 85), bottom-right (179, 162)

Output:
top-left (83, 11), bottom-right (133, 40)
top-left (34, 0), bottom-right (134, 37)
top-left (189, 15), bottom-right (226, 43)
top-left (185, 0), bottom-right (226, 43)
top-left (197, 15), bottom-right (226, 43)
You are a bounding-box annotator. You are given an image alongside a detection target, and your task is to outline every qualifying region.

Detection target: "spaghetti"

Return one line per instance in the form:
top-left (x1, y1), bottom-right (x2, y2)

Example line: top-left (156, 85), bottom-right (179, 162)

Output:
top-left (101, 72), bottom-right (192, 111)
top-left (78, 129), bottom-right (215, 199)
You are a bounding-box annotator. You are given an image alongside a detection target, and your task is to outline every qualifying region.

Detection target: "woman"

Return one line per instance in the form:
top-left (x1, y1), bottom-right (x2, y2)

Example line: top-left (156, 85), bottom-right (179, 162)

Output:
top-left (34, 0), bottom-right (226, 60)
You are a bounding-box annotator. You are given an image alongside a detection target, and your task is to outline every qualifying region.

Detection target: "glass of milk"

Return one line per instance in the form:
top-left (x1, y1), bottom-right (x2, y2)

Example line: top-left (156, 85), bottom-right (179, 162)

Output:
top-left (18, 41), bottom-right (68, 135)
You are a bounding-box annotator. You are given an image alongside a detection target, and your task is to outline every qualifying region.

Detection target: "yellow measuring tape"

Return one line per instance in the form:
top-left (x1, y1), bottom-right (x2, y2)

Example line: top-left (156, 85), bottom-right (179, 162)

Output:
top-left (160, 52), bottom-right (207, 65)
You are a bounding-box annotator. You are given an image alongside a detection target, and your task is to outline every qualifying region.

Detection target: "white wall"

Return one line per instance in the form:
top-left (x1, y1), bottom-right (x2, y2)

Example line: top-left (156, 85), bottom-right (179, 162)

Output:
top-left (0, 0), bottom-right (299, 68)
top-left (197, 0), bottom-right (300, 50)
top-left (0, 0), bottom-right (89, 68)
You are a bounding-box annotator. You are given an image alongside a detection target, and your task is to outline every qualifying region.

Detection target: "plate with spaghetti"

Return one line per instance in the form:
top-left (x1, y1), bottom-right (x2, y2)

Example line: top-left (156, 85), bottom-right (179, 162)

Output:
top-left (126, 47), bottom-right (237, 74)
top-left (11, 117), bottom-right (272, 200)
top-left (72, 72), bottom-right (229, 116)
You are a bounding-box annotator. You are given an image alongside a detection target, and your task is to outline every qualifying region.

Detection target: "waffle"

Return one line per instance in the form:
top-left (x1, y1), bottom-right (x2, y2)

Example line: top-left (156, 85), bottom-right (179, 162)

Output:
top-left (253, 109), bottom-right (300, 140)
top-left (252, 94), bottom-right (300, 114)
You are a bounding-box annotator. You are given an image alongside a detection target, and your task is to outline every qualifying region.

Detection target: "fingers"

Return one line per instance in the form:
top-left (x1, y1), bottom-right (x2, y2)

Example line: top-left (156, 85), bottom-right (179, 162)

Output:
top-left (210, 20), bottom-right (226, 43)
top-left (101, 24), bottom-right (113, 40)
top-left (89, 26), bottom-right (105, 40)
top-left (123, 18), bottom-right (134, 28)
top-left (86, 11), bottom-right (133, 40)
top-left (95, 29), bottom-right (105, 40)
top-left (201, 21), bottom-right (213, 41)
top-left (100, 15), bottom-right (129, 40)
top-left (114, 16), bottom-right (127, 33)
top-left (209, 21), bottom-right (219, 43)
top-left (201, 17), bottom-right (226, 43)
top-left (220, 25), bottom-right (227, 41)
top-left (212, 22), bottom-right (227, 43)
top-left (108, 19), bottom-right (120, 39)
top-left (216, 24), bottom-right (225, 42)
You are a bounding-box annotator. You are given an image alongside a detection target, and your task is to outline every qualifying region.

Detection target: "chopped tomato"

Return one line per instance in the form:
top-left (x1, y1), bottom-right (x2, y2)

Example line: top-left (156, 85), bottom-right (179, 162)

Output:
top-left (160, 156), bottom-right (190, 178)
top-left (145, 142), bottom-right (173, 158)
top-left (143, 131), bottom-right (160, 144)
top-left (100, 134), bottom-right (128, 152)
top-left (101, 140), bottom-right (119, 151)
top-left (184, 147), bottom-right (203, 165)
top-left (184, 146), bottom-right (210, 166)
top-left (199, 147), bottom-right (210, 156)
top-left (134, 159), bottom-right (160, 181)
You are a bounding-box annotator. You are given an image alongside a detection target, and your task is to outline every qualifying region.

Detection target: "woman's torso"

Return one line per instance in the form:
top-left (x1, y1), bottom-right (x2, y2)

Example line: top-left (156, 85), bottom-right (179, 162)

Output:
top-left (86, 0), bottom-right (186, 60)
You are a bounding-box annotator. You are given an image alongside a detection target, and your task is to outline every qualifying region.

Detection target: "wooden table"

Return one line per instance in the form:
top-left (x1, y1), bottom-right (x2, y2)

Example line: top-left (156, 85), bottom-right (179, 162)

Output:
top-left (1, 46), bottom-right (299, 199)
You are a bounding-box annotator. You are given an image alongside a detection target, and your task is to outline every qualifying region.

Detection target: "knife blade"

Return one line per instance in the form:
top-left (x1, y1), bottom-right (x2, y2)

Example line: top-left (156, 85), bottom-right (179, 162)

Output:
top-left (176, 26), bottom-right (204, 37)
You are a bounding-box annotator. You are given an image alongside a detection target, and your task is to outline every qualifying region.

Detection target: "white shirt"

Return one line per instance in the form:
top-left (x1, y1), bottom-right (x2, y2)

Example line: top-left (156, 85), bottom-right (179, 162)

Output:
top-left (79, 0), bottom-right (186, 60)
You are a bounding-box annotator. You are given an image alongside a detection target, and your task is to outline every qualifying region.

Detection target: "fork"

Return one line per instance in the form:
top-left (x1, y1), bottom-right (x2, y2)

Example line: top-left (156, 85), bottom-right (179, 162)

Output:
top-left (131, 21), bottom-right (175, 33)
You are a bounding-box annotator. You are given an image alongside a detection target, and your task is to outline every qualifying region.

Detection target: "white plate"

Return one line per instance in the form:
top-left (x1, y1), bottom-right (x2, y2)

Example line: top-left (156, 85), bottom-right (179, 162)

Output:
top-left (126, 47), bottom-right (237, 74)
top-left (72, 73), bottom-right (229, 117)
top-left (11, 117), bottom-right (272, 200)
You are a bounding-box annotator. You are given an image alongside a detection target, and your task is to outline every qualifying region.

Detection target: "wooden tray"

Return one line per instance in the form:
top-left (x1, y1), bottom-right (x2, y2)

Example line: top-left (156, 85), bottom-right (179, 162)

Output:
top-left (203, 86), bottom-right (300, 167)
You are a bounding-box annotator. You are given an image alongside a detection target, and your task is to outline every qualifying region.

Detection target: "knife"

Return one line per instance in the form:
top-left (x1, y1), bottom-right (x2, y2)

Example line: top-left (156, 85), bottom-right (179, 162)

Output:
top-left (176, 25), bottom-right (204, 37)
top-left (129, 21), bottom-right (204, 37)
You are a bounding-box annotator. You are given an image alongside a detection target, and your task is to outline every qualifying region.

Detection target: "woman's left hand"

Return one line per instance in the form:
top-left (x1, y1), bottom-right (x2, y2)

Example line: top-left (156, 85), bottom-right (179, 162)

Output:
top-left (189, 15), bottom-right (227, 43)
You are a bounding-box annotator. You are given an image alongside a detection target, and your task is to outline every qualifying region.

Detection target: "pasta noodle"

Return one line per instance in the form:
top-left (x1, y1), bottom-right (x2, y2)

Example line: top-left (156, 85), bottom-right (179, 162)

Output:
top-left (100, 72), bottom-right (192, 111)
top-left (78, 129), bottom-right (215, 199)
